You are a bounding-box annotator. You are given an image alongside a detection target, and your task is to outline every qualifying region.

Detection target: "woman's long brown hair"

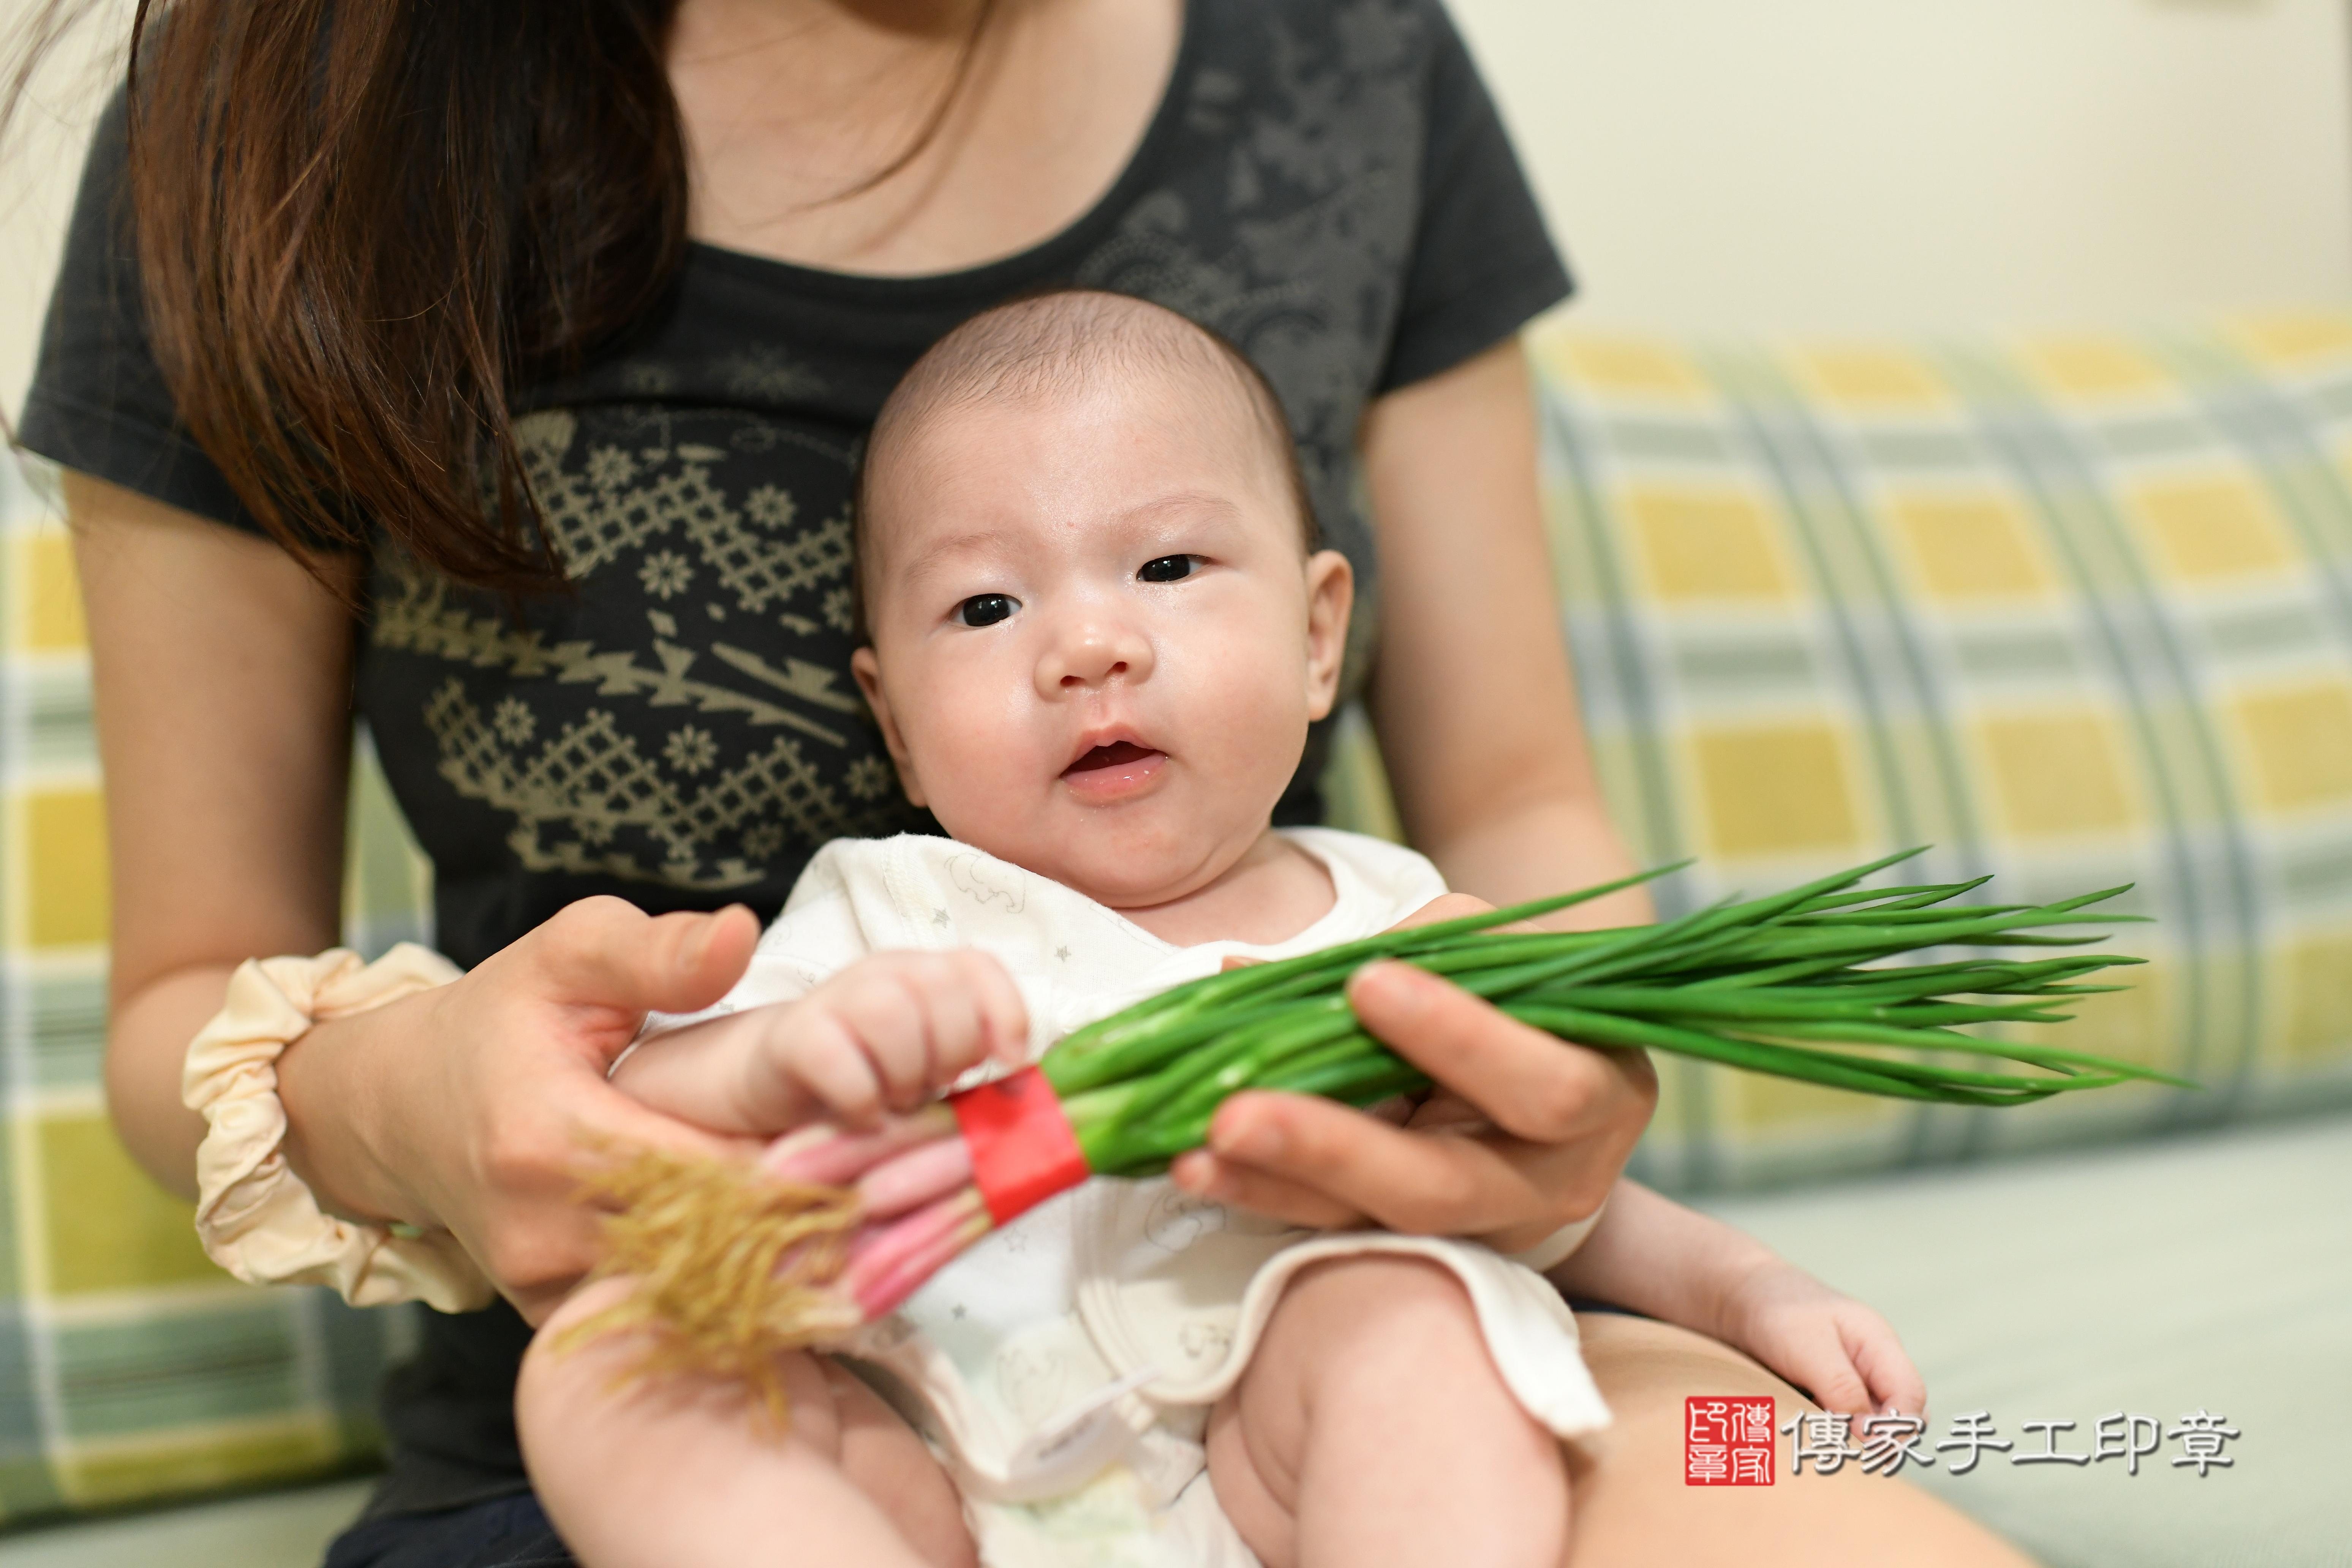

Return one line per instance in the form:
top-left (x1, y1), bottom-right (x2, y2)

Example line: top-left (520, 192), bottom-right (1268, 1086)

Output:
top-left (4, 0), bottom-right (991, 593)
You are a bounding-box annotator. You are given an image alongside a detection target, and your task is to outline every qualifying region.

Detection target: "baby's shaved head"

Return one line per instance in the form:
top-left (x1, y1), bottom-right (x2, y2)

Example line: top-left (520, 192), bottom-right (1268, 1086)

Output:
top-left (854, 291), bottom-right (1314, 632)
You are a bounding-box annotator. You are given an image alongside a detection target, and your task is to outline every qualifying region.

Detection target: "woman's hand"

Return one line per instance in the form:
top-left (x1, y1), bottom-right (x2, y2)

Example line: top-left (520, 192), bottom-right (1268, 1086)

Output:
top-left (277, 898), bottom-right (770, 1326)
top-left (1169, 893), bottom-right (1657, 1250)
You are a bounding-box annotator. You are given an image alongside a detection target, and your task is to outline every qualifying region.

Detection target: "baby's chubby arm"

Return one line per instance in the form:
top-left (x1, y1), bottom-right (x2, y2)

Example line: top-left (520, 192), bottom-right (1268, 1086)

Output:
top-left (1547, 1179), bottom-right (1928, 1419)
top-left (611, 950), bottom-right (1030, 1134)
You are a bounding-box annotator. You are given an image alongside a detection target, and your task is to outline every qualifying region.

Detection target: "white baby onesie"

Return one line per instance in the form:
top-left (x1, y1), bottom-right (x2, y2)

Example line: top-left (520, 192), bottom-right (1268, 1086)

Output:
top-left (648, 830), bottom-right (1612, 1568)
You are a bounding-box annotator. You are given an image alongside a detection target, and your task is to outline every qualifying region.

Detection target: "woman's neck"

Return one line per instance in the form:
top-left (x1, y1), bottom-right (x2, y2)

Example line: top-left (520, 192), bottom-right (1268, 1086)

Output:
top-left (669, 0), bottom-right (1180, 275)
top-left (1105, 830), bottom-right (1338, 950)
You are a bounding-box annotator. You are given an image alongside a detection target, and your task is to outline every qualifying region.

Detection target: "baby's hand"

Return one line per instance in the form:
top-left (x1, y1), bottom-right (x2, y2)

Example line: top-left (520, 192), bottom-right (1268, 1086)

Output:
top-left (1717, 1260), bottom-right (1928, 1419)
top-left (776, 952), bottom-right (1030, 1126)
top-left (614, 951), bottom-right (1029, 1133)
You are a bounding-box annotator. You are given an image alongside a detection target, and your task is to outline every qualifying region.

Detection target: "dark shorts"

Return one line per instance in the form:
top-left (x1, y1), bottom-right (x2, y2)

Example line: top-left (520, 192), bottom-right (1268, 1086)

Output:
top-left (324, 1494), bottom-right (571, 1568)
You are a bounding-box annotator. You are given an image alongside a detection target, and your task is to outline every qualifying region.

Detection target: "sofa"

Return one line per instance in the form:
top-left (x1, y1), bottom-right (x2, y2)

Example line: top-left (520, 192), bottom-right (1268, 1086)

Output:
top-left (4, 311), bottom-right (2348, 1567)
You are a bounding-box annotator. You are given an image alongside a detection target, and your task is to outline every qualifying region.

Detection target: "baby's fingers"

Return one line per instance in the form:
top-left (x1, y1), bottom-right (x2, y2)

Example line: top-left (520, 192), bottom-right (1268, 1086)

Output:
top-left (836, 970), bottom-right (941, 1113)
top-left (951, 950), bottom-right (1030, 1068)
top-left (1758, 1314), bottom-right (1876, 1416)
top-left (846, 953), bottom-right (1026, 1108)
top-left (1840, 1306), bottom-right (1929, 1419)
top-left (891, 953), bottom-right (1027, 1094)
top-left (787, 1012), bottom-right (891, 1129)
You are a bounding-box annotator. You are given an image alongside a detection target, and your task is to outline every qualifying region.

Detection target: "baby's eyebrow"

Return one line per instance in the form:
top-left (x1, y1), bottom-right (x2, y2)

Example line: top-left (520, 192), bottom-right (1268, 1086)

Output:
top-left (1111, 491), bottom-right (1243, 529)
top-left (899, 528), bottom-right (1018, 586)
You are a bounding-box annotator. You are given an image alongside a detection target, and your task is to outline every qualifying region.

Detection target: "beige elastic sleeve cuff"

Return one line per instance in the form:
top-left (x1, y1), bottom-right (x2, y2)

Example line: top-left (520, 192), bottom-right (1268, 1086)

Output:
top-left (1504, 1195), bottom-right (1610, 1276)
top-left (182, 944), bottom-right (496, 1313)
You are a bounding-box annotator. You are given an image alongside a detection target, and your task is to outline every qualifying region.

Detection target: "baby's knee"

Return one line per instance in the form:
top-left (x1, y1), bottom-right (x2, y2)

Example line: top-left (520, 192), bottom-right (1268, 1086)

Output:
top-left (517, 1277), bottom-right (846, 1466)
top-left (515, 1276), bottom-right (635, 1450)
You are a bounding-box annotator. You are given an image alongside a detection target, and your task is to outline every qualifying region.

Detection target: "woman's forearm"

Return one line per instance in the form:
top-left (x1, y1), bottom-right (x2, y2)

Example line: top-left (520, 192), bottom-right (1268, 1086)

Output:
top-left (104, 966), bottom-right (240, 1202)
top-left (1424, 793), bottom-right (1653, 932)
top-left (108, 960), bottom-right (418, 1224)
top-left (1358, 341), bottom-right (1650, 934)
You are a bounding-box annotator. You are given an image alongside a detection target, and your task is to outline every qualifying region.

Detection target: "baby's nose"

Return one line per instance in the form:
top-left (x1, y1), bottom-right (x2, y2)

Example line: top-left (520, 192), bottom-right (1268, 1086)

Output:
top-left (1037, 621), bottom-right (1154, 695)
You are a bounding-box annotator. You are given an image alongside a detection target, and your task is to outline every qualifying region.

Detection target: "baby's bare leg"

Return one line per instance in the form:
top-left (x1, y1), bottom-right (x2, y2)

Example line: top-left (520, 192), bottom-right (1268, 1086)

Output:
top-left (518, 1277), bottom-right (974, 1568)
top-left (1206, 1255), bottom-right (1568, 1568)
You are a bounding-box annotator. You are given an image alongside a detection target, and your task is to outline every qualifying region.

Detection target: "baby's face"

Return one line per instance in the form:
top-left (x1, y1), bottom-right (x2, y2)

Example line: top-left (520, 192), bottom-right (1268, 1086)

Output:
top-left (851, 367), bottom-right (1351, 911)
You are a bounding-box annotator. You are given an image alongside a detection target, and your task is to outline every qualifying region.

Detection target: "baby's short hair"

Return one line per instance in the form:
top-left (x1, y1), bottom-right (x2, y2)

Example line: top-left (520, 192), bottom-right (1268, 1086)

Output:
top-left (852, 290), bottom-right (1317, 639)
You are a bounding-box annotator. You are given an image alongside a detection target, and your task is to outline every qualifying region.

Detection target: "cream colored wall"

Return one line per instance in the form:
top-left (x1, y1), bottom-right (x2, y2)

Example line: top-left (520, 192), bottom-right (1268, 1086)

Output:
top-left (1451, 0), bottom-right (2352, 332)
top-left (2, 0), bottom-right (126, 425)
top-left (4, 0), bottom-right (2351, 422)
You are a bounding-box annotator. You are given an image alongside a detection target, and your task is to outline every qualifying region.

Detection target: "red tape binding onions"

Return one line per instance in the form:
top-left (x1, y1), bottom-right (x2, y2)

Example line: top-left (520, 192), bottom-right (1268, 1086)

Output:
top-left (950, 1067), bottom-right (1090, 1225)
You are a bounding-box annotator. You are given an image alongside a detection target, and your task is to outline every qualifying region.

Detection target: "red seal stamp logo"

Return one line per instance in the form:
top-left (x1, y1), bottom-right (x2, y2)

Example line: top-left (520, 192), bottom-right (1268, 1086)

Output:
top-left (1687, 1396), bottom-right (1776, 1485)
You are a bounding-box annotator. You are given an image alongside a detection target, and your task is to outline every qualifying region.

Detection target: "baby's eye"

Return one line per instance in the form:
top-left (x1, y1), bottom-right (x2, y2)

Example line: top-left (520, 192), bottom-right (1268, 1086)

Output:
top-left (953, 593), bottom-right (1019, 628)
top-left (1138, 555), bottom-right (1199, 583)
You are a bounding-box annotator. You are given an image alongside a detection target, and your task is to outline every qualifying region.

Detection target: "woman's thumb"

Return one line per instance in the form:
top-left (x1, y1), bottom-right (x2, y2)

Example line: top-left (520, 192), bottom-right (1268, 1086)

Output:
top-left (523, 896), bottom-right (761, 1017)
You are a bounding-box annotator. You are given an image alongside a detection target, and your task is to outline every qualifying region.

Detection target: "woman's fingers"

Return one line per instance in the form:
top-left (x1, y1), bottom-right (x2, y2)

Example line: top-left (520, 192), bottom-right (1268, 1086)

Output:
top-left (1345, 960), bottom-right (1652, 1146)
top-left (364, 895), bottom-right (776, 1325)
top-left (487, 1083), bottom-right (764, 1326)
top-left (1195, 1088), bottom-right (1549, 1236)
top-left (1167, 1148), bottom-right (1365, 1230)
top-left (519, 898), bottom-right (761, 1031)
top-left (572, 1081), bottom-right (765, 1175)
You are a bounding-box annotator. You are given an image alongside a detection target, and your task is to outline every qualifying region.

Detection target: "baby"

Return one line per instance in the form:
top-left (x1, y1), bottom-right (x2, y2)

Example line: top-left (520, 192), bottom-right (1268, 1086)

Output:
top-left (518, 292), bottom-right (1925, 1568)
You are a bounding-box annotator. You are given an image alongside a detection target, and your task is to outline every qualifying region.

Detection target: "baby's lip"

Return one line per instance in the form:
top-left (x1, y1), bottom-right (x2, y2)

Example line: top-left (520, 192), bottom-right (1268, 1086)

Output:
top-left (1060, 729), bottom-right (1169, 803)
top-left (1062, 728), bottom-right (1162, 776)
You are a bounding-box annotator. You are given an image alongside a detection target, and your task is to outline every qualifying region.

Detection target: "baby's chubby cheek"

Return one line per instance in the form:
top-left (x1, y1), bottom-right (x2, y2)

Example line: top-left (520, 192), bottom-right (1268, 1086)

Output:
top-left (899, 688), bottom-right (1060, 829)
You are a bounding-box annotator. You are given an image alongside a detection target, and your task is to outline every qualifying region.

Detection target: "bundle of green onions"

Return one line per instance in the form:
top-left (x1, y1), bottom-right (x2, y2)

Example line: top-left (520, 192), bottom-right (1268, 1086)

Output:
top-left (575, 850), bottom-right (2181, 1400)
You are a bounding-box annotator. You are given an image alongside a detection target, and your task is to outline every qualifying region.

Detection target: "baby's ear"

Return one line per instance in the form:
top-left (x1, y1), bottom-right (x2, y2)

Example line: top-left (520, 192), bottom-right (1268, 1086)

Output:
top-left (1302, 548), bottom-right (1354, 721)
top-left (850, 647), bottom-right (927, 808)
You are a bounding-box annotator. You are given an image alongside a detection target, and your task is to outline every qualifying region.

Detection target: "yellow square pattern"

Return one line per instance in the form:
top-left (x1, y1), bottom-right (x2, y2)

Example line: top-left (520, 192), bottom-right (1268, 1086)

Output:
top-left (2022, 336), bottom-right (2171, 400)
top-left (2129, 476), bottom-right (2295, 583)
top-left (1976, 712), bottom-right (2138, 836)
top-left (1690, 722), bottom-right (1862, 858)
top-left (1887, 493), bottom-right (2054, 601)
top-left (2282, 932), bottom-right (2352, 1064)
top-left (2017, 977), bottom-right (2169, 1072)
top-left (2226, 313), bottom-right (2352, 368)
top-left (1625, 486), bottom-right (1795, 602)
top-left (1537, 335), bottom-right (1710, 402)
top-left (13, 532), bottom-right (88, 653)
top-left (1791, 346), bottom-right (1948, 410)
top-left (2232, 683), bottom-right (2352, 811)
top-left (23, 788), bottom-right (111, 950)
top-left (1728, 1069), bottom-right (1902, 1133)
top-left (57, 1419), bottom-right (346, 1511)
top-left (34, 1115), bottom-right (220, 1295)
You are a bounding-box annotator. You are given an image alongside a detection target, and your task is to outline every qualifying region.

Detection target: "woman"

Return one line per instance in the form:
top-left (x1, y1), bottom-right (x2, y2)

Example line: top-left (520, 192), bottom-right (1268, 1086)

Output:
top-left (14, 0), bottom-right (2029, 1563)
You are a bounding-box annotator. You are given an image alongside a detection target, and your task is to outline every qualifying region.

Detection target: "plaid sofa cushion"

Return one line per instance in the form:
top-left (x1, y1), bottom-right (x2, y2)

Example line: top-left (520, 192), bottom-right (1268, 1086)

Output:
top-left (0, 457), bottom-right (428, 1523)
top-left (1516, 313), bottom-right (2352, 1191)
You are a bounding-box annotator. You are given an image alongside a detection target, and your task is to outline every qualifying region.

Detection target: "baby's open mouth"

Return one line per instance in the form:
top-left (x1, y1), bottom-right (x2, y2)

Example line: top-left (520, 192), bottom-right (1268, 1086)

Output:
top-left (1064, 740), bottom-right (1159, 775)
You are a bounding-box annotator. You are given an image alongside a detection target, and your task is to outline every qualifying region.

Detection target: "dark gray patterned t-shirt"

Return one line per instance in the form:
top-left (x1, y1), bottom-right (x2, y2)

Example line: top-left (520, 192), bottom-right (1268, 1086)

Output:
top-left (24, 0), bottom-right (1569, 1518)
